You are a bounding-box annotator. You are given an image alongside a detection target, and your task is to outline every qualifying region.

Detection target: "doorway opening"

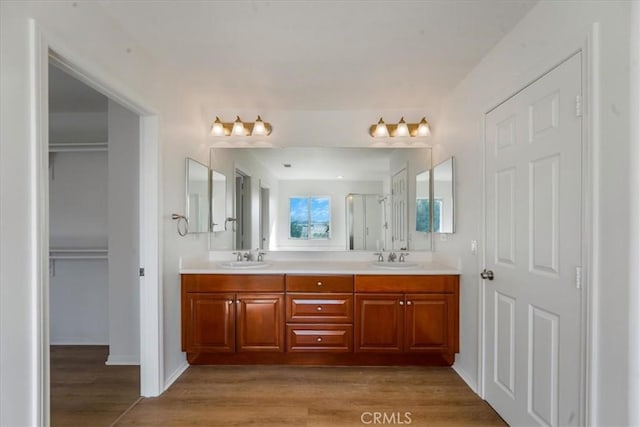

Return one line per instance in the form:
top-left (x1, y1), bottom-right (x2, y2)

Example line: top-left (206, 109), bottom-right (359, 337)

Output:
top-left (35, 41), bottom-right (163, 424)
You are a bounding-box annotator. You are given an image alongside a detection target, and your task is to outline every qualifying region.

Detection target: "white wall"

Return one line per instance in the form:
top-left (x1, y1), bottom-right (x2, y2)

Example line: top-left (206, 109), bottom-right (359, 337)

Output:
top-left (431, 1), bottom-right (633, 425)
top-left (107, 99), bottom-right (140, 365)
top-left (0, 2), bottom-right (209, 424)
top-left (49, 146), bottom-right (109, 345)
top-left (277, 180), bottom-right (383, 251)
top-left (49, 111), bottom-right (107, 143)
top-left (49, 260), bottom-right (109, 345)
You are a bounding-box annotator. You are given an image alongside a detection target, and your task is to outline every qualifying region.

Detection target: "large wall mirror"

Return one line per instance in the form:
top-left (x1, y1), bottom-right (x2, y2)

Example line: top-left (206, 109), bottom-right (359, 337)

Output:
top-left (185, 158), bottom-right (210, 233)
top-left (209, 147), bottom-right (432, 251)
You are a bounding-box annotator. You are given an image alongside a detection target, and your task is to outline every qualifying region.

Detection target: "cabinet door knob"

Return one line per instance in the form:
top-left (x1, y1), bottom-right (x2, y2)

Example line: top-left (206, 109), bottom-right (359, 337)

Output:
top-left (316, 337), bottom-right (323, 342)
top-left (236, 300), bottom-right (240, 304)
top-left (407, 301), bottom-right (412, 305)
top-left (316, 281), bottom-right (323, 286)
top-left (227, 300), bottom-right (233, 305)
top-left (399, 301), bottom-right (404, 306)
top-left (316, 306), bottom-right (323, 311)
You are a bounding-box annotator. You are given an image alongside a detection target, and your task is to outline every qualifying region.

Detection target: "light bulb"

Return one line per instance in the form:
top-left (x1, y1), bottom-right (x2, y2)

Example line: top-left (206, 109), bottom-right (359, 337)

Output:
top-left (252, 115), bottom-right (266, 136)
top-left (417, 117), bottom-right (431, 137)
top-left (395, 117), bottom-right (409, 137)
top-left (374, 118), bottom-right (389, 138)
top-left (211, 116), bottom-right (225, 136)
top-left (232, 116), bottom-right (246, 136)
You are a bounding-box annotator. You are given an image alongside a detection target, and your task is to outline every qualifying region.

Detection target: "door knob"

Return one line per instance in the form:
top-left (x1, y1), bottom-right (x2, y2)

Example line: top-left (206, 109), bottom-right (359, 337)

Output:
top-left (481, 269), bottom-right (494, 280)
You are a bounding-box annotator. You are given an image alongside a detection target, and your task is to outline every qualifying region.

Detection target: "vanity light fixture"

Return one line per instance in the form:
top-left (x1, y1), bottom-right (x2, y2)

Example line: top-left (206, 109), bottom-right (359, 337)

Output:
top-left (210, 115), bottom-right (273, 137)
top-left (369, 116), bottom-right (431, 138)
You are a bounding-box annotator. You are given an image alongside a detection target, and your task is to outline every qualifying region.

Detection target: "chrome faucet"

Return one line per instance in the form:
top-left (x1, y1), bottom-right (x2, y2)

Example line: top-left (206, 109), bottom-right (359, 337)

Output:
top-left (387, 252), bottom-right (397, 262)
top-left (257, 251), bottom-right (266, 262)
top-left (243, 251), bottom-right (253, 261)
top-left (398, 252), bottom-right (409, 263)
top-left (373, 252), bottom-right (384, 262)
top-left (232, 252), bottom-right (243, 261)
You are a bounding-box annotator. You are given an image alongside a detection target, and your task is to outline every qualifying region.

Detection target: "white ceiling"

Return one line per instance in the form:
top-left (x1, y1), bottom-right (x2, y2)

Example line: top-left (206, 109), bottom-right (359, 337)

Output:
top-left (96, 0), bottom-right (537, 111)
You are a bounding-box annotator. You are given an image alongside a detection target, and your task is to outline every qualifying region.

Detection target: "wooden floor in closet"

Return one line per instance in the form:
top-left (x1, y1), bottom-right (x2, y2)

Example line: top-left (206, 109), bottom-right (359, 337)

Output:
top-left (50, 345), bottom-right (140, 427)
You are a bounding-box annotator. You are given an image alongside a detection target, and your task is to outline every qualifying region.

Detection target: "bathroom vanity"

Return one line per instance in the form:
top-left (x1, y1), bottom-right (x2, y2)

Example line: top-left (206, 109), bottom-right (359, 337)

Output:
top-left (181, 260), bottom-right (459, 366)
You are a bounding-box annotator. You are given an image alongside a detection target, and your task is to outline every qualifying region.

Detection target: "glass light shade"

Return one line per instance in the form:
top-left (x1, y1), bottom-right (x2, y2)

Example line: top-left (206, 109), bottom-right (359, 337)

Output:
top-left (417, 117), bottom-right (431, 137)
top-left (232, 116), bottom-right (246, 136)
top-left (211, 117), bottom-right (225, 136)
top-left (395, 117), bottom-right (409, 137)
top-left (252, 115), bottom-right (266, 136)
top-left (374, 118), bottom-right (389, 138)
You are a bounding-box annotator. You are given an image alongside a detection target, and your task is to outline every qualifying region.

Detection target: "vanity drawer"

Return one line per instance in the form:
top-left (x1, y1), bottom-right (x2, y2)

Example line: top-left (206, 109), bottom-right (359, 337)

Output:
top-left (286, 274), bottom-right (353, 293)
top-left (286, 324), bottom-right (353, 352)
top-left (286, 293), bottom-right (353, 323)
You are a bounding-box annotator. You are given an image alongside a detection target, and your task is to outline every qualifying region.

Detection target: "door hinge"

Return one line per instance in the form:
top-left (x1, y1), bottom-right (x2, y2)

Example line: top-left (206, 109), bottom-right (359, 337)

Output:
top-left (139, 267), bottom-right (145, 277)
top-left (575, 95), bottom-right (583, 117)
top-left (575, 266), bottom-right (582, 289)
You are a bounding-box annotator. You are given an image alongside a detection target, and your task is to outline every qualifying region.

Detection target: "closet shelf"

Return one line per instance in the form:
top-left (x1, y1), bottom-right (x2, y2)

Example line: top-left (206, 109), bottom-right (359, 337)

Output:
top-left (49, 142), bottom-right (108, 152)
top-left (50, 248), bottom-right (108, 260)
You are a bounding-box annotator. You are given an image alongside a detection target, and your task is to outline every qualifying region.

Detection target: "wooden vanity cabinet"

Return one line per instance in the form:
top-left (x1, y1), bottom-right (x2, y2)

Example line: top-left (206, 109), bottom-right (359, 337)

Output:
top-left (182, 272), bottom-right (459, 365)
top-left (354, 275), bottom-right (459, 364)
top-left (181, 274), bottom-right (285, 358)
top-left (285, 274), bottom-right (354, 353)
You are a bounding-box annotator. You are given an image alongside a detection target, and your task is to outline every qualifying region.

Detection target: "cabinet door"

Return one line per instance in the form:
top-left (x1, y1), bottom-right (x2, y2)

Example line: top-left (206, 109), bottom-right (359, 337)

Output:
top-left (185, 293), bottom-right (235, 352)
top-left (355, 294), bottom-right (404, 352)
top-left (236, 293), bottom-right (284, 352)
top-left (405, 293), bottom-right (454, 352)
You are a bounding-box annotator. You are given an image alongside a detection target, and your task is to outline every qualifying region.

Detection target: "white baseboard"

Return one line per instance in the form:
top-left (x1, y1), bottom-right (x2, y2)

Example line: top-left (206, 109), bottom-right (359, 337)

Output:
top-left (453, 363), bottom-right (478, 395)
top-left (106, 354), bottom-right (140, 365)
top-left (164, 359), bottom-right (189, 392)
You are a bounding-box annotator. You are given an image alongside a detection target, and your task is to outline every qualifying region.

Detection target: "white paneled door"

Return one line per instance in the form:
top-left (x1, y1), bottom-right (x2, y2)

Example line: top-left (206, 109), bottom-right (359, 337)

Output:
top-left (484, 53), bottom-right (583, 426)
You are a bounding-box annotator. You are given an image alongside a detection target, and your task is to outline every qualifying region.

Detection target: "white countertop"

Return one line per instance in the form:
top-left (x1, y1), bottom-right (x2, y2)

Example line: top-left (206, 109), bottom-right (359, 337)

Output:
top-left (179, 259), bottom-right (460, 275)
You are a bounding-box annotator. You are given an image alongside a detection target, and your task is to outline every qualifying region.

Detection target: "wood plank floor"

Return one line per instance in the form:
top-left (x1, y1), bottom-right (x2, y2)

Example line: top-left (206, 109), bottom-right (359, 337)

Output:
top-left (50, 346), bottom-right (140, 427)
top-left (116, 366), bottom-right (506, 426)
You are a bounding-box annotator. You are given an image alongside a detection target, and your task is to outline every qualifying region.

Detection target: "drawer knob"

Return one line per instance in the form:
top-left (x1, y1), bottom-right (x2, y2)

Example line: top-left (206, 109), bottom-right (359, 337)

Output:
top-left (316, 281), bottom-right (323, 286)
top-left (227, 300), bottom-right (233, 305)
top-left (316, 337), bottom-right (323, 342)
top-left (316, 306), bottom-right (323, 311)
top-left (399, 301), bottom-right (404, 306)
top-left (407, 301), bottom-right (412, 305)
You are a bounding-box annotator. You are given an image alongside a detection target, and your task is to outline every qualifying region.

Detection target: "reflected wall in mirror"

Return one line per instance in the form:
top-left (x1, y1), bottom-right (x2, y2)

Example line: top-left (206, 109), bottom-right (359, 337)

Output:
top-left (209, 147), bottom-right (432, 251)
top-left (211, 170), bottom-right (226, 232)
top-left (433, 157), bottom-right (454, 233)
top-left (185, 158), bottom-right (210, 233)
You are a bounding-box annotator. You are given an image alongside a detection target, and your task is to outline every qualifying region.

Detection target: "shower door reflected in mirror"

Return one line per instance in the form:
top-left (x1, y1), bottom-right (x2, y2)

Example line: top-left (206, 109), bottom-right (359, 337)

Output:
top-left (346, 194), bottom-right (389, 251)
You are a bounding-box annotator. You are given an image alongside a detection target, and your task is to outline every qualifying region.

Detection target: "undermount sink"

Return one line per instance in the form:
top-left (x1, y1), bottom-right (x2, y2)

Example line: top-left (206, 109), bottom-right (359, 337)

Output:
top-left (370, 262), bottom-right (420, 270)
top-left (220, 261), bottom-right (269, 269)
